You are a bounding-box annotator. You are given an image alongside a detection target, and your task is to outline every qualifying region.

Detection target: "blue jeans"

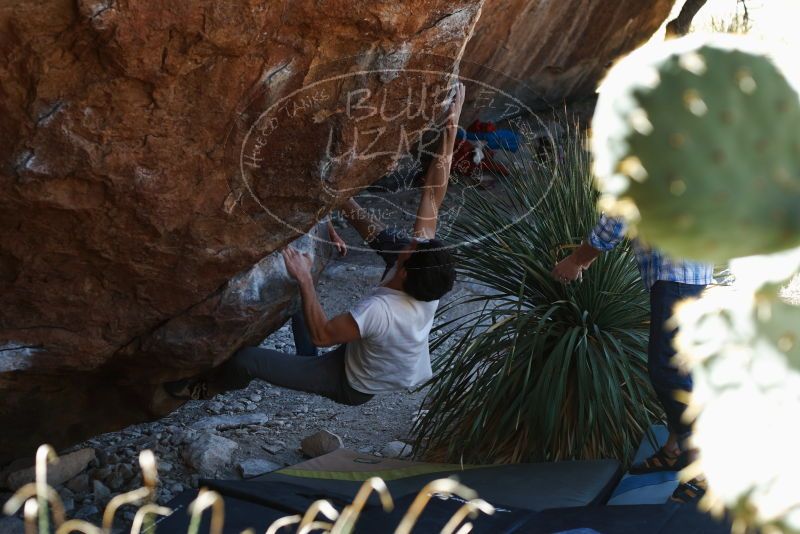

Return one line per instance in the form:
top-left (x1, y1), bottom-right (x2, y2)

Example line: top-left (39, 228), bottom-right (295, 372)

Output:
top-left (290, 312), bottom-right (318, 357)
top-left (648, 281), bottom-right (706, 444)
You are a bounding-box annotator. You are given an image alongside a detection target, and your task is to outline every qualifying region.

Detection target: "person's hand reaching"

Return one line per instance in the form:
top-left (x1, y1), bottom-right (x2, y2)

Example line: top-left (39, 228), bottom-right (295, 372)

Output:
top-left (327, 222), bottom-right (348, 257)
top-left (552, 242), bottom-right (602, 283)
top-left (445, 82), bottom-right (466, 137)
top-left (552, 254), bottom-right (584, 283)
top-left (282, 247), bottom-right (313, 284)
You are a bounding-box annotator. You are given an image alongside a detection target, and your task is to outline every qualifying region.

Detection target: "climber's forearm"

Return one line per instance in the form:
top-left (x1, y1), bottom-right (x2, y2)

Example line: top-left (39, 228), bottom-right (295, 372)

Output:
top-left (339, 198), bottom-right (363, 221)
top-left (296, 276), bottom-right (360, 347)
top-left (413, 131), bottom-right (454, 239)
top-left (573, 241), bottom-right (603, 268)
top-left (296, 276), bottom-right (330, 345)
top-left (425, 129), bottom-right (455, 199)
top-left (340, 198), bottom-right (385, 243)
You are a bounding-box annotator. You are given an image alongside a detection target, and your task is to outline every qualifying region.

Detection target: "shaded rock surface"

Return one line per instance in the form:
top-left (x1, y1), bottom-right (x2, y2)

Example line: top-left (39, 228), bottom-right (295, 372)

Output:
top-left (0, 0), bottom-right (483, 463)
top-left (461, 0), bottom-right (675, 114)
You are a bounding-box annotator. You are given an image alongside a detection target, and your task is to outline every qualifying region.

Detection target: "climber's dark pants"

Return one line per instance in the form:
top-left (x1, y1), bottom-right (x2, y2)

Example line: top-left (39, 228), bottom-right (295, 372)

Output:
top-left (648, 281), bottom-right (706, 446)
top-left (220, 313), bottom-right (374, 406)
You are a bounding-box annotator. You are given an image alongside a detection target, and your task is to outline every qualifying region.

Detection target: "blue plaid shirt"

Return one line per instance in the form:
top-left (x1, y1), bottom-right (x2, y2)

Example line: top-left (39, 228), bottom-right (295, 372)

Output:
top-left (588, 214), bottom-right (714, 290)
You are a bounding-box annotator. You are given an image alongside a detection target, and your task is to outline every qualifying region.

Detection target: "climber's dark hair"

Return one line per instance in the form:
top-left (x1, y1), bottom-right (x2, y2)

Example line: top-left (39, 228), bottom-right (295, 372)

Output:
top-left (402, 239), bottom-right (456, 301)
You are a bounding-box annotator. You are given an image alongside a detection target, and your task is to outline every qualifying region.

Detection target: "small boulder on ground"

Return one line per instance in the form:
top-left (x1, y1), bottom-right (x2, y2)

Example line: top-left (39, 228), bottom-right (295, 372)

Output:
top-left (65, 473), bottom-right (90, 494)
top-left (190, 413), bottom-right (269, 432)
top-left (6, 448), bottom-right (96, 490)
top-left (182, 433), bottom-right (238, 477)
top-left (382, 441), bottom-right (413, 459)
top-left (116, 463), bottom-right (134, 481)
top-left (75, 504), bottom-right (100, 520)
top-left (261, 442), bottom-right (285, 455)
top-left (237, 458), bottom-right (282, 478)
top-left (59, 488), bottom-right (76, 513)
top-left (92, 479), bottom-right (111, 503)
top-left (300, 430), bottom-right (343, 458)
top-left (206, 401), bottom-right (224, 414)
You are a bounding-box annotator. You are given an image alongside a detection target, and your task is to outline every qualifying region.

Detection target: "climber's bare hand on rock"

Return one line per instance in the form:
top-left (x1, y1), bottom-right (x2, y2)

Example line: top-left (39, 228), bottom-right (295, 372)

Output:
top-left (445, 82), bottom-right (465, 137)
top-left (327, 222), bottom-right (348, 257)
top-left (282, 247), bottom-right (313, 284)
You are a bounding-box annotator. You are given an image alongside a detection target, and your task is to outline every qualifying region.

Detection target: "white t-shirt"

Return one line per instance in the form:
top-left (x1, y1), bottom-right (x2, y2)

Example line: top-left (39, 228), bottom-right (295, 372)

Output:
top-left (345, 287), bottom-right (438, 394)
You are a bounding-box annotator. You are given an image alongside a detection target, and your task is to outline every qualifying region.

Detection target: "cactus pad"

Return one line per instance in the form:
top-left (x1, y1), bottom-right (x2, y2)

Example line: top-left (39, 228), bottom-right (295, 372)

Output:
top-left (756, 291), bottom-right (800, 370)
top-left (592, 36), bottom-right (800, 262)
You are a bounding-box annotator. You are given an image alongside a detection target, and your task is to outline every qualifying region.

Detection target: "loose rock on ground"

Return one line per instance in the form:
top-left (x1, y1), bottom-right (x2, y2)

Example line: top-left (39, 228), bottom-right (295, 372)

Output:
top-left (301, 430), bottom-right (344, 458)
top-left (182, 434), bottom-right (239, 478)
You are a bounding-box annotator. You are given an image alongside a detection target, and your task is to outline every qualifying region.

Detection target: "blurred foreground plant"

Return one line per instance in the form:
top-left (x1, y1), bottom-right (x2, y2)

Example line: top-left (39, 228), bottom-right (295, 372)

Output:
top-left (591, 34), bottom-right (800, 532)
top-left (2, 445), bottom-right (493, 534)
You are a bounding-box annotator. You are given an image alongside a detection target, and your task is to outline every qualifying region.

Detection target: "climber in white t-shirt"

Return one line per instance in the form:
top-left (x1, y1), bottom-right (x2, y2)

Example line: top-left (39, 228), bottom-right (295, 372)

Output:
top-left (211, 83), bottom-right (465, 405)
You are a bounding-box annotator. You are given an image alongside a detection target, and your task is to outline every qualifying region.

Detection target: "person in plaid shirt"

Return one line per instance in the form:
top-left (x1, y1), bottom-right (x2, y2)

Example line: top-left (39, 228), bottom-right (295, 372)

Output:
top-left (552, 213), bottom-right (714, 504)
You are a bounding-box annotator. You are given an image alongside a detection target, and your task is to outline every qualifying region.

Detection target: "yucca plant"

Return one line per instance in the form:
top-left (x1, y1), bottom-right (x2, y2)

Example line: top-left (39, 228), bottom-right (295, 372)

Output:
top-left (413, 124), bottom-right (660, 465)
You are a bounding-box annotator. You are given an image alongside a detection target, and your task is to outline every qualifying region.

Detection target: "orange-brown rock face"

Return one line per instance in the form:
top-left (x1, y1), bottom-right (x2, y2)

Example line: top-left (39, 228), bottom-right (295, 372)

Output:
top-left (462, 0), bottom-right (675, 110)
top-left (0, 0), bottom-right (483, 462)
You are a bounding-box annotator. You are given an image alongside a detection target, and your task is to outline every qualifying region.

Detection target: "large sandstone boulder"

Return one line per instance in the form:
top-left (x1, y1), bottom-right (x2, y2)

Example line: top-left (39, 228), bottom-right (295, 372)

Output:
top-left (0, 0), bottom-right (483, 463)
top-left (462, 0), bottom-right (675, 111)
top-left (0, 0), bottom-right (674, 464)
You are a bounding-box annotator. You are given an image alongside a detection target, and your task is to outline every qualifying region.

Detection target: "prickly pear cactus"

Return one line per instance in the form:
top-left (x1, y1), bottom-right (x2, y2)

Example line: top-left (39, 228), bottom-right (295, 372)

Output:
top-left (672, 248), bottom-right (800, 533)
top-left (592, 35), bottom-right (800, 263)
top-left (591, 35), bottom-right (800, 533)
top-left (755, 289), bottom-right (800, 368)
